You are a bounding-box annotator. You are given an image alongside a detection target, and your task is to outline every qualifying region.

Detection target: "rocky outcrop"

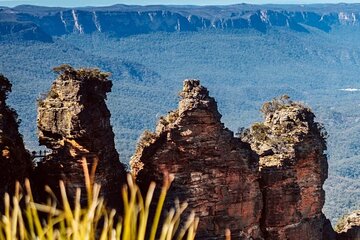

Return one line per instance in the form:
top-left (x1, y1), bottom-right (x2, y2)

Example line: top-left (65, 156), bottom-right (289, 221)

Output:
top-left (242, 95), bottom-right (330, 240)
top-left (0, 68), bottom-right (351, 240)
top-left (336, 210), bottom-right (360, 240)
top-left (0, 74), bottom-right (32, 197)
top-left (131, 80), bottom-right (263, 239)
top-left (35, 65), bottom-right (127, 208)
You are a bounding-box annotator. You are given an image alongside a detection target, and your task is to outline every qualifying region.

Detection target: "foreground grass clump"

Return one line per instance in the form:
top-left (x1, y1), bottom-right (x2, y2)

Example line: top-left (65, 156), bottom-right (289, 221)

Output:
top-left (0, 159), bottom-right (198, 240)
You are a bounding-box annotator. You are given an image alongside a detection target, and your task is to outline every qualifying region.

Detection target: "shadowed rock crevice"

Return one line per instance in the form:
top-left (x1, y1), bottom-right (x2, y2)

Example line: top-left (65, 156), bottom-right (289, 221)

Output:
top-left (131, 79), bottom-right (263, 239)
top-left (34, 65), bottom-right (127, 209)
top-left (0, 74), bottom-right (32, 199)
top-left (242, 95), bottom-right (333, 240)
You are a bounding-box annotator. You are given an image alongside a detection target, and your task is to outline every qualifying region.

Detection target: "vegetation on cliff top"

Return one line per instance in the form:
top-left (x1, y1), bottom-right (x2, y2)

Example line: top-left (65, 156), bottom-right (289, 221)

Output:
top-left (52, 64), bottom-right (111, 82)
top-left (245, 95), bottom-right (327, 146)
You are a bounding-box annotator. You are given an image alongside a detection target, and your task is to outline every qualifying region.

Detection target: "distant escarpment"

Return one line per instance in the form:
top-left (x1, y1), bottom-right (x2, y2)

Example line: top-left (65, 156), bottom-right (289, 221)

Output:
top-left (131, 80), bottom-right (263, 239)
top-left (242, 96), bottom-right (332, 239)
top-left (35, 65), bottom-right (127, 208)
top-left (0, 21), bottom-right (53, 42)
top-left (3, 4), bottom-right (360, 41)
top-left (0, 74), bottom-right (32, 198)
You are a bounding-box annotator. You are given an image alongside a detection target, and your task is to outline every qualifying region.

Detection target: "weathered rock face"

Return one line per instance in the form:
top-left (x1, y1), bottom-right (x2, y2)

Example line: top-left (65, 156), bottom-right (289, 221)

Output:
top-left (35, 65), bottom-right (126, 208)
top-left (242, 96), bottom-right (330, 240)
top-left (131, 80), bottom-right (263, 239)
top-left (0, 74), bottom-right (32, 197)
top-left (336, 210), bottom-right (360, 240)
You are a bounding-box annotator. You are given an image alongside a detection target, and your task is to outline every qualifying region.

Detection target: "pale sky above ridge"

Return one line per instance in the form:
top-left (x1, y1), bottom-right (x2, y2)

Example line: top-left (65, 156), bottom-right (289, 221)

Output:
top-left (1, 0), bottom-right (360, 7)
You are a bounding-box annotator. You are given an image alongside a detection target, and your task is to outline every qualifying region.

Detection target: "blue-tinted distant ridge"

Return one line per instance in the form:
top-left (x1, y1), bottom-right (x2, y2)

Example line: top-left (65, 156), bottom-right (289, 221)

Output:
top-left (1, 3), bottom-right (360, 42)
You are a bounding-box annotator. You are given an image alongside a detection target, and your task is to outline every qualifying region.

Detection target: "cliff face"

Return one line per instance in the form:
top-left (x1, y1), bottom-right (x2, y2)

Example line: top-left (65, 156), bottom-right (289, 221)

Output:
top-left (131, 80), bottom-right (263, 239)
top-left (336, 210), bottom-right (360, 240)
top-left (35, 65), bottom-right (126, 208)
top-left (0, 74), bottom-right (32, 197)
top-left (4, 4), bottom-right (360, 41)
top-left (242, 96), bottom-right (330, 240)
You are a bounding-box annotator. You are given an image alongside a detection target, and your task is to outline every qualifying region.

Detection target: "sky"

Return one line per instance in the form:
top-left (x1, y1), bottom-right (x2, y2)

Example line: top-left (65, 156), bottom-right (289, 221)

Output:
top-left (0, 0), bottom-right (360, 7)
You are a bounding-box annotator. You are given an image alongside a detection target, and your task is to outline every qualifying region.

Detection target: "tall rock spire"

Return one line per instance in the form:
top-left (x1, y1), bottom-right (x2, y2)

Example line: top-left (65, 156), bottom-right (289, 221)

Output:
top-left (242, 95), bottom-right (331, 240)
top-left (131, 79), bottom-right (263, 239)
top-left (0, 74), bottom-right (32, 198)
top-left (35, 65), bottom-right (126, 208)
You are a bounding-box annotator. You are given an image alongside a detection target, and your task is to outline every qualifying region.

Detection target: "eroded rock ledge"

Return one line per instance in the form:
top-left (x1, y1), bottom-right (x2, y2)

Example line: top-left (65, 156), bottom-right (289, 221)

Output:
top-left (35, 65), bottom-right (127, 208)
top-left (336, 210), bottom-right (360, 240)
top-left (0, 74), bottom-right (32, 198)
top-left (131, 80), bottom-right (263, 239)
top-left (242, 96), bottom-right (332, 240)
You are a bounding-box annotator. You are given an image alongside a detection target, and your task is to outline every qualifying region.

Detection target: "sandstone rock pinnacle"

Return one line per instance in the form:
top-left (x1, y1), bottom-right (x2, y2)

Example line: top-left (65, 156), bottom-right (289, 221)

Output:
top-left (242, 95), bottom-right (331, 240)
top-left (0, 74), bottom-right (32, 198)
top-left (131, 79), bottom-right (263, 239)
top-left (35, 65), bottom-right (126, 208)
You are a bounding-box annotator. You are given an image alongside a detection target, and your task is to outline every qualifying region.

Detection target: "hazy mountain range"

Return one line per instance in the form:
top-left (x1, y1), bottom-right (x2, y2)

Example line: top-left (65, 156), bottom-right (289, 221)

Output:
top-left (2, 3), bottom-right (360, 41)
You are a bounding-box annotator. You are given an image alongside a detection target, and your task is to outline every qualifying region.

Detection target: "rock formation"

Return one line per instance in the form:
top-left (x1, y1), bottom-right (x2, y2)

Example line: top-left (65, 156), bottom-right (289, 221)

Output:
top-left (336, 210), bottom-right (360, 240)
top-left (0, 74), bottom-right (32, 197)
top-left (28, 71), bottom-right (359, 239)
top-left (242, 95), bottom-right (330, 240)
top-left (131, 80), bottom-right (263, 239)
top-left (35, 65), bottom-right (127, 208)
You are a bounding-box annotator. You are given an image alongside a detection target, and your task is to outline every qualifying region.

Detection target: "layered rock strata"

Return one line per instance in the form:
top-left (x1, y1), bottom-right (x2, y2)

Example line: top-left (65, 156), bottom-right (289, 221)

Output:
top-left (131, 80), bottom-right (263, 239)
top-left (242, 96), bottom-right (330, 240)
top-left (35, 65), bottom-right (126, 208)
top-left (0, 74), bottom-right (32, 197)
